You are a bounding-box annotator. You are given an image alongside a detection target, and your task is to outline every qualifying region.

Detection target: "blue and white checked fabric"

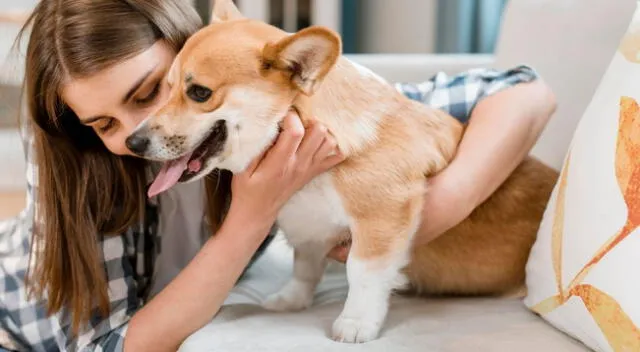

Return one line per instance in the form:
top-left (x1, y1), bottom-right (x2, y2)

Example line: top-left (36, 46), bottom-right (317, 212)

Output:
top-left (395, 65), bottom-right (538, 123)
top-left (0, 65), bottom-right (538, 351)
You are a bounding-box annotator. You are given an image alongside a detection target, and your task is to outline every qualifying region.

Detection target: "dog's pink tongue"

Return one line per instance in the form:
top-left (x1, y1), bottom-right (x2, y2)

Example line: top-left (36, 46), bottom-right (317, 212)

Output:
top-left (148, 152), bottom-right (193, 198)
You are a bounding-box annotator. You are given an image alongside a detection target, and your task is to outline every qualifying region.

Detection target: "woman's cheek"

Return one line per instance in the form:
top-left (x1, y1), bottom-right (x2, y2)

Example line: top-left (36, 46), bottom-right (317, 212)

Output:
top-left (104, 134), bottom-right (135, 157)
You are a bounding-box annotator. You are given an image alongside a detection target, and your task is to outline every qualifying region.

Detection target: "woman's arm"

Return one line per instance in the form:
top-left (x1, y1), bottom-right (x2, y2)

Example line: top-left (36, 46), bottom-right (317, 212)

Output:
top-left (123, 112), bottom-right (343, 352)
top-left (123, 208), bottom-right (274, 352)
top-left (415, 78), bottom-right (556, 244)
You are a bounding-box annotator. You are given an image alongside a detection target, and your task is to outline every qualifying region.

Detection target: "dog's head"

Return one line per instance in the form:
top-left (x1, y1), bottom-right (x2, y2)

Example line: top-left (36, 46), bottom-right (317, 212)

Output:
top-left (125, 0), bottom-right (341, 197)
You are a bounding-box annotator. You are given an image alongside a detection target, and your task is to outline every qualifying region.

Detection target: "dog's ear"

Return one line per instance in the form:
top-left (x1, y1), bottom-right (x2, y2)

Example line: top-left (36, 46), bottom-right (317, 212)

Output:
top-left (210, 0), bottom-right (244, 23)
top-left (262, 26), bottom-right (341, 96)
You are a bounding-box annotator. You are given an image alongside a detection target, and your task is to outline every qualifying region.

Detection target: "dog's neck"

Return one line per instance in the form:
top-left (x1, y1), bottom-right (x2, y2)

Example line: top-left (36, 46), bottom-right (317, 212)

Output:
top-left (291, 58), bottom-right (401, 156)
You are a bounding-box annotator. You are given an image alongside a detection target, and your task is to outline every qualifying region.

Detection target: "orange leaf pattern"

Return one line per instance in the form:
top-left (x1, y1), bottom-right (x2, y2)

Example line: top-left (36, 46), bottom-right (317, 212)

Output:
top-left (571, 285), bottom-right (640, 352)
top-left (552, 152), bottom-right (571, 299)
top-left (619, 24), bottom-right (640, 64)
top-left (533, 97), bottom-right (640, 351)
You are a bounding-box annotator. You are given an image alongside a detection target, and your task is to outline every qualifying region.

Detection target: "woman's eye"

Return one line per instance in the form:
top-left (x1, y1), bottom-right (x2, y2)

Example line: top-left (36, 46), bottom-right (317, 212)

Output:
top-left (186, 84), bottom-right (213, 103)
top-left (135, 82), bottom-right (161, 105)
top-left (98, 118), bottom-right (116, 133)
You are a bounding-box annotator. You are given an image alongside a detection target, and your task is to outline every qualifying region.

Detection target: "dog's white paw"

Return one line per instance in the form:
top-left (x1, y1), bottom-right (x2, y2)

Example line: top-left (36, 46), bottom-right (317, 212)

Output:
top-left (331, 316), bottom-right (382, 344)
top-left (262, 286), bottom-right (313, 312)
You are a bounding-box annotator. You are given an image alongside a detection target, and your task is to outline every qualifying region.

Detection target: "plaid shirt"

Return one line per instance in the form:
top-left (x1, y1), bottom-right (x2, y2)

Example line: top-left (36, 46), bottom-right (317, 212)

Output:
top-left (0, 65), bottom-right (538, 351)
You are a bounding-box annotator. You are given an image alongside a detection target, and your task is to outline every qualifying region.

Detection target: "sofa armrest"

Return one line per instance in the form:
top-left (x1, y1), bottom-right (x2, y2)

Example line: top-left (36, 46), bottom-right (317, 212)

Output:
top-left (344, 54), bottom-right (496, 83)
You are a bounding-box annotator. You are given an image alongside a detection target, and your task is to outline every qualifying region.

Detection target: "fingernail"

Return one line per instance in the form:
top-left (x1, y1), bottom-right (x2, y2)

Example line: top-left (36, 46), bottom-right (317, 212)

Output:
top-left (291, 124), bottom-right (304, 137)
top-left (291, 114), bottom-right (303, 127)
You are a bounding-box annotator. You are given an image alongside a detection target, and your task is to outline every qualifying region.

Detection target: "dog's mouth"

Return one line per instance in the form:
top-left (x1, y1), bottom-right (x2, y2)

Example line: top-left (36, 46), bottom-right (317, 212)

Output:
top-left (147, 120), bottom-right (227, 198)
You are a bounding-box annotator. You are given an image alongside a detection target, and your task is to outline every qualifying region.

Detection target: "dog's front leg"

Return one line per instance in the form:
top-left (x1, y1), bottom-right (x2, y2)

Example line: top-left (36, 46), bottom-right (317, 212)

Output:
top-left (331, 209), bottom-right (418, 343)
top-left (262, 242), bottom-right (330, 311)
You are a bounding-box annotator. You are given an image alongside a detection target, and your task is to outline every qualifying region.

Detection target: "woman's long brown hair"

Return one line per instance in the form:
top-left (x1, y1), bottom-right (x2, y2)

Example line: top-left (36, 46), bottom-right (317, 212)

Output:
top-left (15, 0), bottom-right (231, 333)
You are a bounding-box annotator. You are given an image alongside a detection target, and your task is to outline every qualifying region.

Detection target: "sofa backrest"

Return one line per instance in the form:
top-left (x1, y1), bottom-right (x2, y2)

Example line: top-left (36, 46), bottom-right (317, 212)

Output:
top-left (494, 0), bottom-right (636, 169)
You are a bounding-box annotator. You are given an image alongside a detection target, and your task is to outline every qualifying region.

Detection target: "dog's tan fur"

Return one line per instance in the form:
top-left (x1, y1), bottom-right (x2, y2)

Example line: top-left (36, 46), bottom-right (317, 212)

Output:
top-left (133, 0), bottom-right (559, 342)
top-left (406, 157), bottom-right (558, 296)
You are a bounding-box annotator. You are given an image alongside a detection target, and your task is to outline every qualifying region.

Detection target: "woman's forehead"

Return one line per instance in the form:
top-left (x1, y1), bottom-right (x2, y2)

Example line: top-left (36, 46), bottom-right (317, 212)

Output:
top-left (61, 41), bottom-right (175, 118)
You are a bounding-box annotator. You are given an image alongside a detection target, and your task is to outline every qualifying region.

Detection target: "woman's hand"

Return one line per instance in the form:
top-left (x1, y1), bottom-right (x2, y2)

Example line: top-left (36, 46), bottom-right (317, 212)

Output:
top-left (229, 110), bottom-right (345, 230)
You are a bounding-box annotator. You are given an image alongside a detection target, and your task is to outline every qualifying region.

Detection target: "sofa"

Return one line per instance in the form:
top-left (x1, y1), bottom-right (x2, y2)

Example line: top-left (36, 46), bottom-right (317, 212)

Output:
top-left (179, 0), bottom-right (636, 351)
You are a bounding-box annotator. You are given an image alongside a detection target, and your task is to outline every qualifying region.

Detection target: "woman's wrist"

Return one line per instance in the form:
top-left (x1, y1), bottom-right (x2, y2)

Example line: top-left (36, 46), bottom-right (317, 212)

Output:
top-left (124, 206), bottom-right (275, 352)
top-left (416, 172), bottom-right (476, 244)
top-left (226, 199), bottom-right (277, 240)
top-left (434, 162), bottom-right (483, 211)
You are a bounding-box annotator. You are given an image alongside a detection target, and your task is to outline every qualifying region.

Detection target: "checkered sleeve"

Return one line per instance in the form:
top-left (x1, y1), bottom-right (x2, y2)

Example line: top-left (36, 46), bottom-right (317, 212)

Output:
top-left (0, 122), bottom-right (143, 352)
top-left (394, 65), bottom-right (539, 123)
top-left (68, 231), bottom-right (143, 352)
top-left (82, 325), bottom-right (128, 352)
top-left (0, 116), bottom-right (62, 352)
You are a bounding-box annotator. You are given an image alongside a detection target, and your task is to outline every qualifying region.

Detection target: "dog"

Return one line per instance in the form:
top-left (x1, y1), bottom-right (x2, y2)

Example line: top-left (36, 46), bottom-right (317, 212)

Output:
top-left (125, 0), bottom-right (559, 343)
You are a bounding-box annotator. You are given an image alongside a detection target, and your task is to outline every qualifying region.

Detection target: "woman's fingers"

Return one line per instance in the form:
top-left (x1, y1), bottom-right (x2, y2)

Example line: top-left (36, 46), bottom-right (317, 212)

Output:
top-left (243, 147), bottom-right (269, 177)
top-left (247, 112), bottom-right (344, 184)
top-left (297, 121), bottom-right (327, 165)
top-left (311, 133), bottom-right (345, 172)
top-left (320, 150), bottom-right (346, 170)
top-left (313, 134), bottom-right (338, 161)
top-left (261, 111), bottom-right (305, 169)
top-left (261, 112), bottom-right (304, 174)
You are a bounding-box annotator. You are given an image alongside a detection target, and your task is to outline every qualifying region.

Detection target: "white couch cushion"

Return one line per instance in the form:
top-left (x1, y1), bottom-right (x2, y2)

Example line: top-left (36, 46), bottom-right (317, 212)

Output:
top-left (180, 235), bottom-right (588, 352)
top-left (524, 3), bottom-right (640, 351)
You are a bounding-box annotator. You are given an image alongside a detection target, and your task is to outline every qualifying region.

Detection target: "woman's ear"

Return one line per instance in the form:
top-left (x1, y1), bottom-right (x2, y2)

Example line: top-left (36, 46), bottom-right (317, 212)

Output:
top-left (262, 26), bottom-right (342, 96)
top-left (210, 0), bottom-right (244, 24)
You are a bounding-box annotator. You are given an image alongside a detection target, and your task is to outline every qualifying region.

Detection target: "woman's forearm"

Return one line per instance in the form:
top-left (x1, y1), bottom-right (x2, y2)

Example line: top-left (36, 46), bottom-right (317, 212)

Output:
top-left (441, 79), bottom-right (556, 209)
top-left (123, 208), bottom-right (274, 352)
top-left (416, 79), bottom-right (556, 244)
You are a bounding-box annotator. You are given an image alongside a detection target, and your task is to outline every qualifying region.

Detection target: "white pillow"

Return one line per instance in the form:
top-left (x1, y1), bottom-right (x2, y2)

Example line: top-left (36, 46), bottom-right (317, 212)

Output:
top-left (524, 3), bottom-right (640, 351)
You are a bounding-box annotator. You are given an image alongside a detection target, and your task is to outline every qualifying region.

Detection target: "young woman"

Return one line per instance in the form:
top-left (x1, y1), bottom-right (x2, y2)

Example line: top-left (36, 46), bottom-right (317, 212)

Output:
top-left (0, 0), bottom-right (556, 351)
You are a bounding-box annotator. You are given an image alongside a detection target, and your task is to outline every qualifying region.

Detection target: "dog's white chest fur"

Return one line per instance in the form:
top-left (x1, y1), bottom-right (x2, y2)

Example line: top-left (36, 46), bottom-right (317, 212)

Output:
top-left (277, 172), bottom-right (350, 246)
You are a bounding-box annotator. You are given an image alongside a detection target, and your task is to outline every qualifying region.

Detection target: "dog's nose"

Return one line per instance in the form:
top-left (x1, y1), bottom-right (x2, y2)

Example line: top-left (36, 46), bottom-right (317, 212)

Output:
top-left (126, 134), bottom-right (150, 155)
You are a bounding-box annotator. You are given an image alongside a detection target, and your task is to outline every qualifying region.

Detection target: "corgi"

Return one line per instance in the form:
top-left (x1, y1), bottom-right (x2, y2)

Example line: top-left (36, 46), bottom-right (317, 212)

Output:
top-left (125, 0), bottom-right (559, 343)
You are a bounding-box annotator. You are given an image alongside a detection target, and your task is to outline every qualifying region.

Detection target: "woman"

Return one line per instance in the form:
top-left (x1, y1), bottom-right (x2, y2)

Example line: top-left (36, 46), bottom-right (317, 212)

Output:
top-left (0, 0), bottom-right (555, 351)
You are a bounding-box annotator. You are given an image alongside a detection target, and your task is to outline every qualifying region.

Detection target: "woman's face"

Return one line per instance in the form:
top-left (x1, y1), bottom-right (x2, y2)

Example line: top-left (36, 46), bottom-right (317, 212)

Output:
top-left (61, 40), bottom-right (176, 156)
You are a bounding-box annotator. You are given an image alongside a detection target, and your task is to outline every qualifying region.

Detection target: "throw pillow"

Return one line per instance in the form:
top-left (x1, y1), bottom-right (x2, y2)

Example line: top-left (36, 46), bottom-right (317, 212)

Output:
top-left (523, 3), bottom-right (640, 352)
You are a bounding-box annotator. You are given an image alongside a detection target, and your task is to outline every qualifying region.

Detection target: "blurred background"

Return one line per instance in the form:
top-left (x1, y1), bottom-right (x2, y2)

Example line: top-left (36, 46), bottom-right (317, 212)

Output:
top-left (0, 0), bottom-right (509, 123)
top-left (193, 0), bottom-right (508, 55)
top-left (0, 0), bottom-right (508, 217)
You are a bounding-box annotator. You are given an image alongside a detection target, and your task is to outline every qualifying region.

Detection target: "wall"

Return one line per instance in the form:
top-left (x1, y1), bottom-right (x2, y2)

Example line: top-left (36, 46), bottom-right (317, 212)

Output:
top-left (0, 1), bottom-right (34, 192)
top-left (356, 0), bottom-right (437, 54)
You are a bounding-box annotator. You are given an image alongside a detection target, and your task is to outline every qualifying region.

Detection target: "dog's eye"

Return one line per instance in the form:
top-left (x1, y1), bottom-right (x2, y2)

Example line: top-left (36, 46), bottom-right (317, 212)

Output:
top-left (186, 85), bottom-right (213, 103)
